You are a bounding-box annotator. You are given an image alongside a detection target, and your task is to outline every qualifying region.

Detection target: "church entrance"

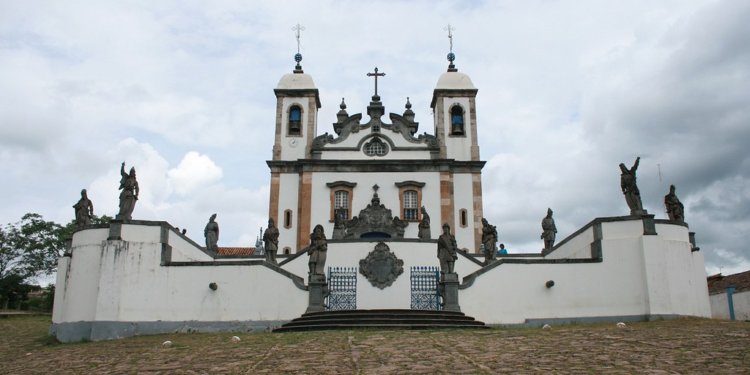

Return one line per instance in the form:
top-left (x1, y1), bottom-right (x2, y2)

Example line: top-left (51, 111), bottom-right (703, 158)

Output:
top-left (327, 267), bottom-right (357, 310)
top-left (410, 266), bottom-right (440, 310)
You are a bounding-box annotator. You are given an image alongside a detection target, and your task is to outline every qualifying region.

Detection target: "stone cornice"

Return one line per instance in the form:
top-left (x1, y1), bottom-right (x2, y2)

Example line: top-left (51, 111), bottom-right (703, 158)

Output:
top-left (267, 159), bottom-right (486, 173)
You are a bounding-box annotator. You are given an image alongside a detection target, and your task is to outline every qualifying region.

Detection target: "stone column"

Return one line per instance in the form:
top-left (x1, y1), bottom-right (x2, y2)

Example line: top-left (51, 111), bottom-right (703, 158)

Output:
top-left (440, 273), bottom-right (461, 312)
top-left (306, 274), bottom-right (328, 313)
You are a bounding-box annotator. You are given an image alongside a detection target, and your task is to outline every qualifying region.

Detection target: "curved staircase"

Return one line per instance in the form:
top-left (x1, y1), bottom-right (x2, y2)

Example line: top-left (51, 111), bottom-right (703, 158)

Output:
top-left (273, 309), bottom-right (490, 332)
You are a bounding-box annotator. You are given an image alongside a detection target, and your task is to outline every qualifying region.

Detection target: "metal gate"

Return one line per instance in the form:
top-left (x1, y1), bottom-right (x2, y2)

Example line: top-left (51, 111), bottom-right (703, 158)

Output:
top-left (410, 266), bottom-right (440, 310)
top-left (327, 267), bottom-right (357, 310)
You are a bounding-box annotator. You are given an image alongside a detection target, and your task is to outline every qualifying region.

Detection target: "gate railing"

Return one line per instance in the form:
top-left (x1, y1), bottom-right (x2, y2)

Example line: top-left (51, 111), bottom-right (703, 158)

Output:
top-left (327, 267), bottom-right (357, 310)
top-left (410, 266), bottom-right (440, 310)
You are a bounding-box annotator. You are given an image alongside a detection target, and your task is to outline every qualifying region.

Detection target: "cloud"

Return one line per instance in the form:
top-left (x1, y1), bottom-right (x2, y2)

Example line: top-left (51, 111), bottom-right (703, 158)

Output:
top-left (167, 151), bottom-right (223, 196)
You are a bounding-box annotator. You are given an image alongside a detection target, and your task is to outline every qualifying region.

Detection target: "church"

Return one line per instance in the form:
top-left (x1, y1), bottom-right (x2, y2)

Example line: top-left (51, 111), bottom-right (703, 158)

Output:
top-left (49, 44), bottom-right (711, 342)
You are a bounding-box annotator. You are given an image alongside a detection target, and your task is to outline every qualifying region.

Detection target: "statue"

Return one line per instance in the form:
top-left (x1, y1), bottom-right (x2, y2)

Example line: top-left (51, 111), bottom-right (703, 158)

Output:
top-left (117, 162), bottom-right (139, 220)
top-left (72, 189), bottom-right (94, 227)
top-left (541, 208), bottom-right (557, 251)
top-left (392, 216), bottom-right (407, 238)
top-left (263, 218), bottom-right (279, 263)
top-left (619, 157), bottom-right (645, 214)
top-left (437, 223), bottom-right (458, 274)
top-left (418, 206), bottom-right (431, 240)
top-left (664, 185), bottom-right (685, 222)
top-left (332, 211), bottom-right (346, 239)
top-left (204, 213), bottom-right (219, 253)
top-left (308, 224), bottom-right (328, 276)
top-left (481, 218), bottom-right (498, 264)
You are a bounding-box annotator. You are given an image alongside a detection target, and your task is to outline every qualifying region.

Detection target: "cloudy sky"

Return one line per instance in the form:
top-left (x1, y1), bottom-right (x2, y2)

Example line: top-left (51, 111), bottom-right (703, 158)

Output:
top-left (2, 0), bottom-right (749, 276)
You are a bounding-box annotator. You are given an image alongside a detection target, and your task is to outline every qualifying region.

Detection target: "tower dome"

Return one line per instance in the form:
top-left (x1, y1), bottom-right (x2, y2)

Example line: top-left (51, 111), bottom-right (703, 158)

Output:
top-left (435, 71), bottom-right (475, 90)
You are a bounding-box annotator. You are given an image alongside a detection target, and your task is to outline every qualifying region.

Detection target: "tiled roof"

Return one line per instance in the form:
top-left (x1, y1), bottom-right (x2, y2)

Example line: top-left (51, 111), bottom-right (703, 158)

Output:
top-left (707, 270), bottom-right (750, 294)
top-left (216, 247), bottom-right (256, 256)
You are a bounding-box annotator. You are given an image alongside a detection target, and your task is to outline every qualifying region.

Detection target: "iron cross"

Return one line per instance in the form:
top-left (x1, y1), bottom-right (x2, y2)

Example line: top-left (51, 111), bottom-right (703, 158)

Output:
top-left (366, 67), bottom-right (386, 96)
top-left (292, 23), bottom-right (305, 53)
top-left (444, 24), bottom-right (455, 52)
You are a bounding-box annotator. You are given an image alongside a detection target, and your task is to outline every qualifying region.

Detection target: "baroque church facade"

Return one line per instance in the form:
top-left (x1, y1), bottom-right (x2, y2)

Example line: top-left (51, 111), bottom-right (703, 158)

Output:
top-left (268, 59), bottom-right (484, 253)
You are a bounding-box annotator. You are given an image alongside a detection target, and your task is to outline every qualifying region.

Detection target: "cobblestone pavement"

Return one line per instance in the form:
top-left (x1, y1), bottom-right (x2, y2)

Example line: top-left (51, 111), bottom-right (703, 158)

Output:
top-left (1, 317), bottom-right (748, 374)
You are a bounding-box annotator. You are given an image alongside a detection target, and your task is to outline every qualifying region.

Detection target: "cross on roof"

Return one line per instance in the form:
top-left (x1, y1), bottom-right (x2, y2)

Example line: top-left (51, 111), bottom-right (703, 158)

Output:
top-left (366, 67), bottom-right (386, 97)
top-left (444, 24), bottom-right (455, 52)
top-left (292, 23), bottom-right (305, 53)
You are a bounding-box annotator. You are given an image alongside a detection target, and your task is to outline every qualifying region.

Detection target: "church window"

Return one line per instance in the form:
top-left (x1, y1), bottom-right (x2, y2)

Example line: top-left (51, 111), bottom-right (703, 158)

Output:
top-left (284, 209), bottom-right (292, 229)
top-left (327, 181), bottom-right (356, 222)
top-left (395, 180), bottom-right (425, 222)
top-left (364, 137), bottom-right (388, 156)
top-left (288, 105), bottom-right (302, 136)
top-left (334, 191), bottom-right (349, 220)
top-left (403, 190), bottom-right (418, 220)
top-left (459, 209), bottom-right (468, 228)
top-left (450, 105), bottom-right (465, 136)
top-left (283, 247), bottom-right (291, 255)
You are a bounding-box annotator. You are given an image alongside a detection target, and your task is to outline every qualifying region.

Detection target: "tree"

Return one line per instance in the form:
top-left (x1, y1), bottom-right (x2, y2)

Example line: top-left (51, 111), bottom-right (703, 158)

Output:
top-left (0, 213), bottom-right (67, 308)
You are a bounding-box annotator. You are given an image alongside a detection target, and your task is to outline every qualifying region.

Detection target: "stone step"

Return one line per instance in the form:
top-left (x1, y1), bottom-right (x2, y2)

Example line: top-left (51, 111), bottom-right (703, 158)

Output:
top-left (274, 323), bottom-right (490, 333)
top-left (274, 309), bottom-right (489, 333)
top-left (282, 318), bottom-right (486, 327)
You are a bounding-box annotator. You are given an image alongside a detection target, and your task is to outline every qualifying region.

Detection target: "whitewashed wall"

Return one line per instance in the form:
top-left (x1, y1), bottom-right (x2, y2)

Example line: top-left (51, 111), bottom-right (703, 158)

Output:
top-left (460, 219), bottom-right (711, 324)
top-left (53, 218), bottom-right (711, 342)
top-left (710, 291), bottom-right (750, 321)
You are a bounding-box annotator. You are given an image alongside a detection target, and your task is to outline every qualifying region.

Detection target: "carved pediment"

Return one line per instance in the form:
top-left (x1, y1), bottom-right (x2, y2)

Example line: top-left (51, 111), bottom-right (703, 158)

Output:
top-left (344, 185), bottom-right (408, 239)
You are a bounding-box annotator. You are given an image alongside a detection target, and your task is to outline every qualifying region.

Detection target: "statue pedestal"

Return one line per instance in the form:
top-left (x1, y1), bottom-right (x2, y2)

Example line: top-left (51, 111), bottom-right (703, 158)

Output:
top-left (306, 274), bottom-right (328, 313)
top-left (440, 272), bottom-right (461, 312)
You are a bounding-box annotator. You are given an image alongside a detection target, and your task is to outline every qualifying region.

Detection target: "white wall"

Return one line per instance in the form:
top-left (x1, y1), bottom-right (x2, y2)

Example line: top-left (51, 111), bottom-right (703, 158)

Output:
top-left (53, 218), bottom-right (712, 339)
top-left (277, 173), bottom-right (300, 251)
top-left (53, 224), bottom-right (307, 327)
top-left (461, 219), bottom-right (711, 324)
top-left (452, 173), bottom-right (476, 251)
top-left (710, 291), bottom-right (750, 321)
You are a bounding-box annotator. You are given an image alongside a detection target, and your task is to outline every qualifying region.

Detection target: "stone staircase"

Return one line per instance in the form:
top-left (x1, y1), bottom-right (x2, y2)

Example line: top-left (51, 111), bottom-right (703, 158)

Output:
top-left (273, 309), bottom-right (490, 332)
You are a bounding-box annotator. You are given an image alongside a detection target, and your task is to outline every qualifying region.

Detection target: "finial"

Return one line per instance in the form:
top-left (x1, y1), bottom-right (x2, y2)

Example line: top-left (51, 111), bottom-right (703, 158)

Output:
top-left (340, 98), bottom-right (347, 110)
top-left (405, 97), bottom-right (412, 109)
top-left (292, 23), bottom-right (305, 73)
top-left (444, 24), bottom-right (457, 72)
top-left (373, 184), bottom-right (380, 193)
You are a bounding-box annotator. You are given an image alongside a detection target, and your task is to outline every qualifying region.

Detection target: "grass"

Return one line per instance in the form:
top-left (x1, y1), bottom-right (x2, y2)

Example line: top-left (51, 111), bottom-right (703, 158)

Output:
top-left (1, 316), bottom-right (748, 374)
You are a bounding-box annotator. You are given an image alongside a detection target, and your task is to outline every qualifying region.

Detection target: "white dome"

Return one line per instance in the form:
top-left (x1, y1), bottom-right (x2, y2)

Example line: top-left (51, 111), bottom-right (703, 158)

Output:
top-left (276, 73), bottom-right (316, 89)
top-left (435, 71), bottom-right (475, 90)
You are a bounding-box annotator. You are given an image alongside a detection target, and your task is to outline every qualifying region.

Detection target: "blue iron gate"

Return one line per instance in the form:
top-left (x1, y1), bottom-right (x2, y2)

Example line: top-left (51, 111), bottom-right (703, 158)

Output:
top-left (410, 266), bottom-right (440, 310)
top-left (327, 267), bottom-right (357, 310)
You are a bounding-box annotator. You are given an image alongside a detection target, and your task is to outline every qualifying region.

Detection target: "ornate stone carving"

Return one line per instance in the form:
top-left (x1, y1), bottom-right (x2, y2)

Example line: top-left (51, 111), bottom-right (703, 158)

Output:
top-left (344, 185), bottom-right (409, 239)
top-left (359, 242), bottom-right (404, 289)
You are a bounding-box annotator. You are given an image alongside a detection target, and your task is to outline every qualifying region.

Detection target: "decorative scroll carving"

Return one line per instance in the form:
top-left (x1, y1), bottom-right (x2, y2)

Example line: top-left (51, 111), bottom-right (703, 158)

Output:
top-left (344, 185), bottom-right (409, 239)
top-left (359, 242), bottom-right (404, 289)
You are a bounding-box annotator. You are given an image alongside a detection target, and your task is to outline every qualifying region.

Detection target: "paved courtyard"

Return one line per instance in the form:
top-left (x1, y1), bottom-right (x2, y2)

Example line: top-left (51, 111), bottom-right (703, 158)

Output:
top-left (1, 316), bottom-right (748, 374)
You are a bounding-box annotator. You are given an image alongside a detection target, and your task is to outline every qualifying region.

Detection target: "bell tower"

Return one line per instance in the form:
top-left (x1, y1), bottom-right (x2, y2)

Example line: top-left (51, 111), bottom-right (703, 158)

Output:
top-left (430, 25), bottom-right (484, 251)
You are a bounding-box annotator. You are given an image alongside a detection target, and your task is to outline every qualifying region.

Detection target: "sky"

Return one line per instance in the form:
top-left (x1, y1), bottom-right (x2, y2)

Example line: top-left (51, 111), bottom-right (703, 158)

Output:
top-left (1, 0), bottom-right (749, 277)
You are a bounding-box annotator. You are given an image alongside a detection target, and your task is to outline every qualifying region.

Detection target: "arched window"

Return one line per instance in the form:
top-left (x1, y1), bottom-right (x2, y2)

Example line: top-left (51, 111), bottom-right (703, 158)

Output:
top-left (403, 190), bottom-right (418, 220)
top-left (395, 180), bottom-right (425, 222)
top-left (288, 105), bottom-right (302, 135)
top-left (283, 247), bottom-right (291, 255)
top-left (334, 190), bottom-right (350, 220)
top-left (284, 209), bottom-right (292, 229)
top-left (450, 105), bottom-right (464, 135)
top-left (327, 181), bottom-right (356, 222)
top-left (459, 209), bottom-right (468, 228)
